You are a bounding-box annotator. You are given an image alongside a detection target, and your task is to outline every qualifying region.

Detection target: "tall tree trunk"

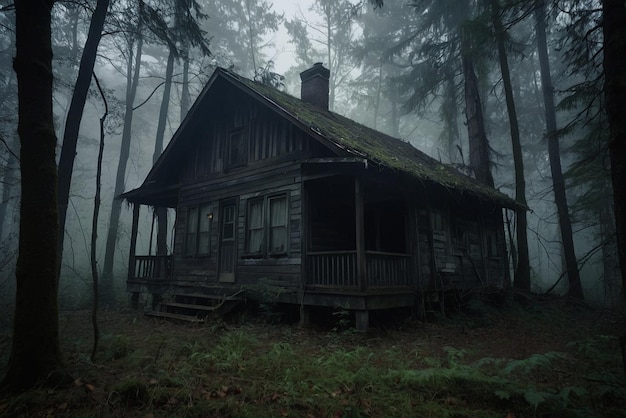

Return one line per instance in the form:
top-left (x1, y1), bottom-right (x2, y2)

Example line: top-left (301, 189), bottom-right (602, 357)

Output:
top-left (324, 2), bottom-right (335, 111)
top-left (0, 135), bottom-right (19, 243)
top-left (390, 80), bottom-right (399, 138)
top-left (180, 50), bottom-right (191, 120)
top-left (461, 52), bottom-right (494, 188)
top-left (153, 16), bottom-right (174, 147)
top-left (373, 58), bottom-right (383, 130)
top-left (57, 0), bottom-right (110, 278)
top-left (101, 31), bottom-right (143, 302)
top-left (602, 0), bottom-right (626, 302)
top-left (0, 49), bottom-right (17, 247)
top-left (490, 0), bottom-right (531, 291)
top-left (244, 0), bottom-right (258, 74)
top-left (2, 0), bottom-right (67, 391)
top-left (601, 0), bottom-right (626, 380)
top-left (153, 49), bottom-right (175, 256)
top-left (441, 70), bottom-right (460, 163)
top-left (535, 0), bottom-right (583, 300)
top-left (599, 196), bottom-right (620, 305)
top-left (90, 74), bottom-right (108, 362)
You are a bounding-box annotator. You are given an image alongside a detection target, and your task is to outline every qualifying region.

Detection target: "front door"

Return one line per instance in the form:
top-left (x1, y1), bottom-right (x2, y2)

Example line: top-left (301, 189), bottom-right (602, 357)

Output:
top-left (218, 200), bottom-right (237, 283)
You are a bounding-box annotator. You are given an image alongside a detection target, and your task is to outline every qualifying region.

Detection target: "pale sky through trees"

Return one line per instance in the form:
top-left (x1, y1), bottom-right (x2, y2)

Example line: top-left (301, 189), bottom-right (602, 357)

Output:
top-left (267, 0), bottom-right (315, 73)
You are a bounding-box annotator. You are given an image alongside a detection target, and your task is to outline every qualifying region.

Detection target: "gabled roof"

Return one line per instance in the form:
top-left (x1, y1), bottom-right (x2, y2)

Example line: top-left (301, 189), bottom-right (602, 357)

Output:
top-left (122, 67), bottom-right (517, 209)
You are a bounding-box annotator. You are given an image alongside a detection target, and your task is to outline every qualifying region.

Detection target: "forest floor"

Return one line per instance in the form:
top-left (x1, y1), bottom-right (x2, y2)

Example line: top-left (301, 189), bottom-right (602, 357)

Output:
top-left (0, 294), bottom-right (625, 417)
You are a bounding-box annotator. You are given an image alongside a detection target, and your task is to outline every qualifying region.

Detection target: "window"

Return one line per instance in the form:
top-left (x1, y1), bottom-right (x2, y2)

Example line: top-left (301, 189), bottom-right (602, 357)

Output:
top-left (245, 194), bottom-right (288, 256)
top-left (247, 198), bottom-right (264, 254)
top-left (224, 128), bottom-right (248, 170)
top-left (222, 204), bottom-right (235, 241)
top-left (185, 207), bottom-right (198, 256)
top-left (453, 221), bottom-right (467, 251)
top-left (184, 203), bottom-right (213, 256)
top-left (198, 204), bottom-right (212, 255)
top-left (486, 232), bottom-right (499, 258)
top-left (269, 196), bottom-right (288, 254)
top-left (431, 210), bottom-right (445, 231)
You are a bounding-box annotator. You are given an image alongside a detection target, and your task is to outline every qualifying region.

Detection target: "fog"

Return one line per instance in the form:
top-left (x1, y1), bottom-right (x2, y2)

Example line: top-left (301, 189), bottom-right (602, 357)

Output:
top-left (0, 0), bottom-right (621, 327)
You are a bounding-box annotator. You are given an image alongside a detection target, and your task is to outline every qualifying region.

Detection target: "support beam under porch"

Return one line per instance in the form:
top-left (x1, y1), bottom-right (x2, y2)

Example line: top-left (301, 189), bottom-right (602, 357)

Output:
top-left (296, 289), bottom-right (416, 331)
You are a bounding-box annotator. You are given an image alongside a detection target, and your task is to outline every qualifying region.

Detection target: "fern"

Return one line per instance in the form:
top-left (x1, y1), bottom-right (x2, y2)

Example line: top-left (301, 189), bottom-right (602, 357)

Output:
top-left (503, 352), bottom-right (566, 376)
top-left (523, 388), bottom-right (553, 409)
top-left (494, 390), bottom-right (511, 400)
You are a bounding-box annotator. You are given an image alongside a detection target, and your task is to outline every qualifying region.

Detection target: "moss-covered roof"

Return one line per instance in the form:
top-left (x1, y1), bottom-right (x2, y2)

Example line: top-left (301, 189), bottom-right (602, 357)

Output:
top-left (221, 69), bottom-right (517, 209)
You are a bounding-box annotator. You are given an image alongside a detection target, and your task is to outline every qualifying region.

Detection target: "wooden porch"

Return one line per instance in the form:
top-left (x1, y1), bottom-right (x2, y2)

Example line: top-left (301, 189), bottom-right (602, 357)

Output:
top-left (303, 249), bottom-right (416, 331)
top-left (127, 254), bottom-right (172, 294)
top-left (306, 250), bottom-right (412, 290)
top-left (131, 255), bottom-right (173, 282)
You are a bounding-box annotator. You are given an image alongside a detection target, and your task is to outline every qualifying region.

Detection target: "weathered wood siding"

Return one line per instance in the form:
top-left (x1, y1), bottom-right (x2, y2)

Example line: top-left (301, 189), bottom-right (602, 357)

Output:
top-left (181, 92), bottom-right (328, 180)
top-left (162, 85), bottom-right (508, 296)
top-left (174, 162), bottom-right (303, 289)
top-left (415, 193), bottom-right (508, 291)
top-left (171, 93), bottom-right (328, 291)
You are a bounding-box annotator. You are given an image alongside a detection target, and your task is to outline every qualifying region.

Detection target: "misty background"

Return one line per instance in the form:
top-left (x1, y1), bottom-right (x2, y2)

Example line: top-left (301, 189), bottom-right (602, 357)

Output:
top-left (0, 0), bottom-right (620, 323)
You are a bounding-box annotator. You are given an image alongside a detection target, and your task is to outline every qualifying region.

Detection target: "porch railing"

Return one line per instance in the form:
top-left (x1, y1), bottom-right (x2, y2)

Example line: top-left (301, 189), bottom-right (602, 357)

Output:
top-left (307, 251), bottom-right (357, 288)
top-left (306, 251), bottom-right (411, 289)
top-left (132, 255), bottom-right (172, 281)
top-left (366, 251), bottom-right (411, 288)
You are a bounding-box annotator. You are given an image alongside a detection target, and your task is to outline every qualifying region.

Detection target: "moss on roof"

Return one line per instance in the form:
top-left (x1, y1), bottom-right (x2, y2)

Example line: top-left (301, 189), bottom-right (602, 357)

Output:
top-left (223, 69), bottom-right (517, 209)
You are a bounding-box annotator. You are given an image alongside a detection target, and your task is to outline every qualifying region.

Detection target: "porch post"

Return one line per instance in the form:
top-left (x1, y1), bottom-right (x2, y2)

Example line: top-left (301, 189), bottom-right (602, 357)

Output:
top-left (355, 177), bottom-right (366, 291)
top-left (299, 181), bottom-right (309, 325)
top-left (129, 203), bottom-right (140, 309)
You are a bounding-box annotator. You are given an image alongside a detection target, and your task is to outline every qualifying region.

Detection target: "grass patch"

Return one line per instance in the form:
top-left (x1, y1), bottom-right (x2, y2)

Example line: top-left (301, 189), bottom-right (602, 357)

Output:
top-left (0, 303), bottom-right (624, 417)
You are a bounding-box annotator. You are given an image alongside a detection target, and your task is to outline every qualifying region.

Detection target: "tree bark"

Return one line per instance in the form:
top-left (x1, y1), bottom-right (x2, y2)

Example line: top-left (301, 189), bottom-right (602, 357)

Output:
top-left (90, 73), bottom-right (108, 362)
top-left (57, 0), bottom-right (110, 278)
top-left (462, 52), bottom-right (494, 188)
top-left (153, 49), bottom-right (175, 256)
top-left (0, 135), bottom-right (19, 244)
top-left (2, 0), bottom-right (67, 391)
top-left (180, 50), bottom-right (191, 120)
top-left (601, 0), bottom-right (626, 380)
top-left (602, 0), bottom-right (626, 303)
top-left (490, 0), bottom-right (531, 291)
top-left (0, 64), bottom-right (18, 245)
top-left (535, 0), bottom-right (583, 300)
top-left (442, 70), bottom-right (460, 164)
top-left (101, 30), bottom-right (143, 302)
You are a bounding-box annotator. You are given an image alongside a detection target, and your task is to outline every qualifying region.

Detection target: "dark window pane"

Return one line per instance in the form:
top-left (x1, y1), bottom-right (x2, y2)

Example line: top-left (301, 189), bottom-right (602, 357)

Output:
top-left (185, 207), bottom-right (198, 255)
top-left (269, 196), bottom-right (287, 253)
top-left (247, 199), bottom-right (264, 253)
top-left (198, 204), bottom-right (212, 255)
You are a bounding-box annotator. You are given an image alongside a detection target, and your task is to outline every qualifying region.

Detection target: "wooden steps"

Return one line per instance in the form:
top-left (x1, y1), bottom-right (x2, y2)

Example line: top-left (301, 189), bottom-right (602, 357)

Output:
top-left (145, 311), bottom-right (205, 323)
top-left (145, 289), bottom-right (244, 323)
top-left (159, 302), bottom-right (219, 312)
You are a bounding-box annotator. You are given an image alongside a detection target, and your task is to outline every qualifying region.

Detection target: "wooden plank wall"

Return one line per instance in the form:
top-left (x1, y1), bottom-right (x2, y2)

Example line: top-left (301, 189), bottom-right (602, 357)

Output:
top-left (171, 96), bottom-right (322, 292)
top-left (415, 198), bottom-right (508, 291)
top-left (174, 161), bottom-right (303, 290)
top-left (181, 97), bottom-right (328, 181)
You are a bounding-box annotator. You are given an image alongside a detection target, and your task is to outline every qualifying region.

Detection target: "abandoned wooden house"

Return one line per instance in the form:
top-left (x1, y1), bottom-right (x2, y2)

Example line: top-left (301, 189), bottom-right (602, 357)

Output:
top-left (121, 63), bottom-right (517, 330)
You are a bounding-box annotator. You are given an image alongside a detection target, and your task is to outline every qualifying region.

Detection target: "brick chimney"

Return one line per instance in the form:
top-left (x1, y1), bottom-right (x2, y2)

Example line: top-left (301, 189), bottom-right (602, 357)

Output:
top-left (300, 62), bottom-right (330, 110)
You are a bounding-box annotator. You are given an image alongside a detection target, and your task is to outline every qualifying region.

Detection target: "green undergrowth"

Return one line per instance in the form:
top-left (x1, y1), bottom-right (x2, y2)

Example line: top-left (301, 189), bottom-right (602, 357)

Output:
top-left (1, 307), bottom-right (624, 417)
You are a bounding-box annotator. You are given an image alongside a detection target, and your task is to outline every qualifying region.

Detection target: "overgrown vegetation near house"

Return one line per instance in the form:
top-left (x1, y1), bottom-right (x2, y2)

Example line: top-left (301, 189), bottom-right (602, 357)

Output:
top-left (0, 298), bottom-right (624, 417)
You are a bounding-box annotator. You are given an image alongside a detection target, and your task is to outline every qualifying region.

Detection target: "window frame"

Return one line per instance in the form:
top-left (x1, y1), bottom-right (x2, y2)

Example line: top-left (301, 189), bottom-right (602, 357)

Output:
top-left (223, 127), bottom-right (248, 171)
top-left (486, 231), bottom-right (500, 259)
top-left (244, 193), bottom-right (289, 258)
top-left (245, 197), bottom-right (265, 256)
top-left (184, 206), bottom-right (198, 256)
top-left (184, 203), bottom-right (213, 257)
top-left (268, 194), bottom-right (289, 256)
top-left (197, 203), bottom-right (213, 256)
